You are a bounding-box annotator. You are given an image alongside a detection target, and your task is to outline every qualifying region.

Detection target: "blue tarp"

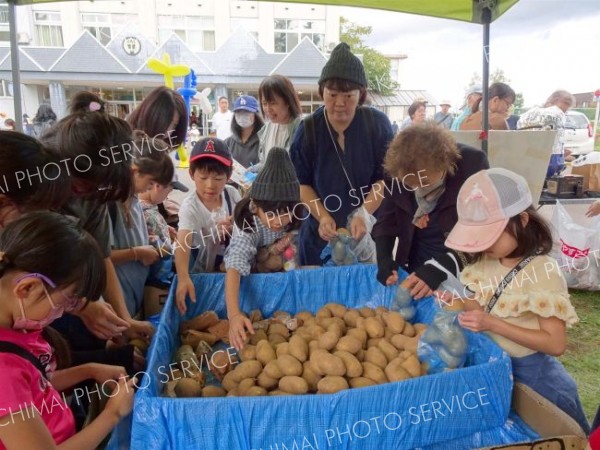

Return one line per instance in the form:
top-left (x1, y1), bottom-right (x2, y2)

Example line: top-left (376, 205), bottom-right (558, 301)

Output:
top-left (107, 265), bottom-right (523, 449)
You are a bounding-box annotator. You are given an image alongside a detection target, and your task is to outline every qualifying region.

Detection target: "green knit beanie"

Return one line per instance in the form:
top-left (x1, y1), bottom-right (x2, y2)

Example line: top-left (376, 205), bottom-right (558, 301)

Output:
top-left (319, 42), bottom-right (367, 88)
top-left (250, 147), bottom-right (300, 202)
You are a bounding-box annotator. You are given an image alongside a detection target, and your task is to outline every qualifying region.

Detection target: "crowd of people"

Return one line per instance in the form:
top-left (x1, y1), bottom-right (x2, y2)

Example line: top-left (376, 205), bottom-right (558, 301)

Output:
top-left (0, 40), bottom-right (594, 448)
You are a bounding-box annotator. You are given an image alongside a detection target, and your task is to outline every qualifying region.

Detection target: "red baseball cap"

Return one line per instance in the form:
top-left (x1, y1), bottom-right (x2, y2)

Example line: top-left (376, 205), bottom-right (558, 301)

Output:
top-left (189, 137), bottom-right (232, 167)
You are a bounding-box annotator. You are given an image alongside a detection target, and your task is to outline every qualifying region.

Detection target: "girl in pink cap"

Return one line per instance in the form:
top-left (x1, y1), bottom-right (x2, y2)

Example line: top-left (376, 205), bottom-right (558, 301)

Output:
top-left (444, 168), bottom-right (589, 435)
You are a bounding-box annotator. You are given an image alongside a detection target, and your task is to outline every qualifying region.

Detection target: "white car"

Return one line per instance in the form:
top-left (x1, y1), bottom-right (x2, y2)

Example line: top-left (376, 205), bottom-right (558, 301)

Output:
top-left (564, 111), bottom-right (594, 156)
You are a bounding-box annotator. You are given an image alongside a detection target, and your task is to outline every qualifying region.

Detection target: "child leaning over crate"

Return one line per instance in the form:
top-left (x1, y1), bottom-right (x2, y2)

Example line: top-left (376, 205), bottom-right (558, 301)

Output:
top-left (439, 168), bottom-right (590, 435)
top-left (0, 212), bottom-right (136, 450)
top-left (174, 138), bottom-right (241, 312)
top-left (224, 147), bottom-right (302, 349)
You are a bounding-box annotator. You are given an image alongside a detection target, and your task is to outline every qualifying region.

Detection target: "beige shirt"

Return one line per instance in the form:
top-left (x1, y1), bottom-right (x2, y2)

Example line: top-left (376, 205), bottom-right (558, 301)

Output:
top-left (460, 254), bottom-right (578, 357)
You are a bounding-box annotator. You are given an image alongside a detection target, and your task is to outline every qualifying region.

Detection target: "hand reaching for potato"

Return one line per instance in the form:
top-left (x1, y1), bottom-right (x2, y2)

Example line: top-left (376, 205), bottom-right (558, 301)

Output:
top-left (229, 314), bottom-right (255, 350)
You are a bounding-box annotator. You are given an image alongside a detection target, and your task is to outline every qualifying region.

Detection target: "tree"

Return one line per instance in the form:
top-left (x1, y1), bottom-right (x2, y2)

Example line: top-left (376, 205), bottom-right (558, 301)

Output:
top-left (466, 68), bottom-right (525, 110)
top-left (340, 17), bottom-right (398, 95)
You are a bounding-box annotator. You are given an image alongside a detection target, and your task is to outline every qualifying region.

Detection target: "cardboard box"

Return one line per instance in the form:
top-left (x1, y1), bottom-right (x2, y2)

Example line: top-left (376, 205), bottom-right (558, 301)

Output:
top-left (479, 383), bottom-right (589, 450)
top-left (143, 285), bottom-right (170, 318)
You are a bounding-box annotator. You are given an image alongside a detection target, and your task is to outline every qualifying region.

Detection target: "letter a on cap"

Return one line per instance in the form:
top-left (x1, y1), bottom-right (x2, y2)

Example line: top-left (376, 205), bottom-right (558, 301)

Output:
top-left (205, 139), bottom-right (216, 153)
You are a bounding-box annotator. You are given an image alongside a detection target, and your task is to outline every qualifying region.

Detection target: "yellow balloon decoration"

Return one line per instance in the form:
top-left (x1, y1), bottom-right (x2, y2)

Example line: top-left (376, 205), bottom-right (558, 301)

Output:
top-left (147, 53), bottom-right (191, 168)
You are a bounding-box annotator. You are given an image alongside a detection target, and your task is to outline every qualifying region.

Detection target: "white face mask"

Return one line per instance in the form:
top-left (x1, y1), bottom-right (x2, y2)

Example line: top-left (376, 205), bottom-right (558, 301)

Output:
top-left (235, 112), bottom-right (255, 129)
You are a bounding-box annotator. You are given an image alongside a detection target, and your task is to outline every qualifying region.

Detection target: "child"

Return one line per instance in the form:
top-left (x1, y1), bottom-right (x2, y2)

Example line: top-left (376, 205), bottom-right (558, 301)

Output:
top-left (139, 173), bottom-right (189, 287)
top-left (0, 211), bottom-right (136, 449)
top-left (223, 147), bottom-right (301, 350)
top-left (443, 168), bottom-right (590, 434)
top-left (175, 138), bottom-right (241, 312)
top-left (109, 132), bottom-right (174, 317)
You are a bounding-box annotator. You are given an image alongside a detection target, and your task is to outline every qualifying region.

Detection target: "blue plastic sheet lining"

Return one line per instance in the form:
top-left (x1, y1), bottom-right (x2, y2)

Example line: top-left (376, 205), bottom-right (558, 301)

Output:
top-left (107, 265), bottom-right (518, 450)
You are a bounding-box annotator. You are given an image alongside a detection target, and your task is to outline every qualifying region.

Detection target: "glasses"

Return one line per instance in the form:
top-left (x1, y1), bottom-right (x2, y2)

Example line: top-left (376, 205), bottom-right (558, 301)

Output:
top-left (14, 272), bottom-right (82, 312)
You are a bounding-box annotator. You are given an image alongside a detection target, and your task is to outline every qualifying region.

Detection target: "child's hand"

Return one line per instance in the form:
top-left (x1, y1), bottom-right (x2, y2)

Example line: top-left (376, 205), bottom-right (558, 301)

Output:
top-left (216, 216), bottom-right (234, 241)
top-left (168, 226), bottom-right (177, 242)
top-left (403, 273), bottom-right (433, 300)
top-left (349, 213), bottom-right (367, 241)
top-left (89, 363), bottom-right (128, 384)
top-left (176, 277), bottom-right (196, 315)
top-left (229, 314), bottom-right (255, 350)
top-left (458, 310), bottom-right (492, 332)
top-left (136, 245), bottom-right (160, 266)
top-left (386, 270), bottom-right (399, 286)
top-left (586, 200), bottom-right (600, 218)
top-left (104, 376), bottom-right (137, 420)
top-left (318, 216), bottom-right (337, 241)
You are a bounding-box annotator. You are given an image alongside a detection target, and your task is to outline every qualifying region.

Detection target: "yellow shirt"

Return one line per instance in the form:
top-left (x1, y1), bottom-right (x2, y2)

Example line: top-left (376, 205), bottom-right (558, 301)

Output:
top-left (460, 254), bottom-right (578, 357)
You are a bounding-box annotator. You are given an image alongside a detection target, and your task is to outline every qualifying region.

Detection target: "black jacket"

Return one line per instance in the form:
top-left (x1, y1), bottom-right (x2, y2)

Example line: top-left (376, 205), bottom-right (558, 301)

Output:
top-left (372, 143), bottom-right (489, 285)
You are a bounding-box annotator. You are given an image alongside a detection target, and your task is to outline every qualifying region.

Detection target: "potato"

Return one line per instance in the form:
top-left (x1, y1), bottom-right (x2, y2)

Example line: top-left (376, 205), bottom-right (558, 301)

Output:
top-left (362, 362), bottom-right (388, 384)
top-left (256, 340), bottom-right (277, 366)
top-left (365, 347), bottom-right (388, 369)
top-left (404, 336), bottom-right (419, 354)
top-left (308, 340), bottom-right (320, 357)
top-left (325, 320), bottom-right (346, 337)
top-left (355, 316), bottom-right (366, 330)
top-left (384, 358), bottom-right (411, 382)
top-left (399, 350), bottom-right (414, 360)
top-left (164, 379), bottom-right (178, 398)
top-left (414, 323), bottom-right (428, 335)
top-left (390, 334), bottom-right (411, 350)
top-left (324, 303), bottom-right (347, 318)
top-left (382, 311), bottom-right (406, 334)
top-left (232, 360), bottom-right (262, 381)
top-left (250, 329), bottom-right (268, 345)
top-left (180, 311), bottom-right (219, 333)
top-left (276, 355), bottom-right (303, 377)
top-left (309, 348), bottom-right (329, 376)
top-left (358, 307), bottom-right (376, 318)
top-left (268, 333), bottom-right (288, 347)
top-left (289, 335), bottom-right (308, 362)
top-left (349, 377), bottom-right (378, 389)
top-left (316, 353), bottom-right (346, 377)
top-left (378, 339), bottom-right (399, 362)
top-left (201, 385), bottom-right (227, 397)
top-left (243, 386), bottom-right (268, 396)
top-left (268, 323), bottom-right (290, 338)
top-left (305, 324), bottom-right (326, 340)
top-left (334, 351), bottom-right (363, 378)
top-left (276, 342), bottom-right (291, 358)
top-left (316, 307), bottom-right (333, 320)
top-left (221, 372), bottom-right (238, 391)
top-left (264, 360), bottom-right (285, 379)
top-left (355, 349), bottom-right (365, 362)
top-left (166, 368), bottom-right (184, 382)
top-left (367, 338), bottom-right (384, 348)
top-left (346, 328), bottom-right (368, 348)
top-left (375, 306), bottom-right (389, 316)
top-left (403, 322), bottom-right (416, 337)
top-left (279, 376), bottom-right (309, 395)
top-left (343, 309), bottom-right (361, 328)
top-left (335, 336), bottom-right (362, 354)
top-left (302, 361), bottom-right (322, 392)
top-left (237, 378), bottom-right (256, 394)
top-left (365, 317), bottom-right (385, 338)
top-left (226, 388), bottom-right (239, 397)
top-left (257, 372), bottom-right (279, 390)
top-left (401, 354), bottom-right (422, 378)
top-left (248, 310), bottom-right (263, 323)
top-left (295, 311), bottom-right (314, 322)
top-left (317, 376), bottom-right (349, 394)
top-left (175, 378), bottom-right (203, 397)
top-left (209, 350), bottom-right (233, 379)
top-left (318, 330), bottom-right (339, 351)
top-left (268, 390), bottom-right (288, 396)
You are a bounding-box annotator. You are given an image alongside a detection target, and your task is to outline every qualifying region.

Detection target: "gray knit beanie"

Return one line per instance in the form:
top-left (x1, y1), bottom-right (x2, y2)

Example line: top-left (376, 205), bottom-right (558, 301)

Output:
top-left (250, 147), bottom-right (300, 202)
top-left (319, 42), bottom-right (367, 88)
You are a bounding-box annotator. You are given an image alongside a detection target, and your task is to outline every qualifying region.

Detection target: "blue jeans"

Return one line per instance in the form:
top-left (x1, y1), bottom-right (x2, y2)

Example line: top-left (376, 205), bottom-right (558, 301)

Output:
top-left (512, 352), bottom-right (590, 435)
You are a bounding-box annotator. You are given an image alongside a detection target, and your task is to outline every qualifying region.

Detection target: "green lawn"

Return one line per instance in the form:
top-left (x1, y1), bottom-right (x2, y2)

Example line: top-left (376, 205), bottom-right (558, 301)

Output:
top-left (559, 289), bottom-right (600, 421)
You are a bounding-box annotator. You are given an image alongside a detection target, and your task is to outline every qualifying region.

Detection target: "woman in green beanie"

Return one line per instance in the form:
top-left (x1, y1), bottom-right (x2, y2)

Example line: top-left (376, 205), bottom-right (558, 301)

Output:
top-left (290, 42), bottom-right (394, 266)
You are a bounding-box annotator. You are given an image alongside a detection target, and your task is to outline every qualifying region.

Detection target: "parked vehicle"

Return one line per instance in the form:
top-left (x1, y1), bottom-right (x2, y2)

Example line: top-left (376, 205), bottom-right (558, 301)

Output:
top-left (564, 111), bottom-right (594, 156)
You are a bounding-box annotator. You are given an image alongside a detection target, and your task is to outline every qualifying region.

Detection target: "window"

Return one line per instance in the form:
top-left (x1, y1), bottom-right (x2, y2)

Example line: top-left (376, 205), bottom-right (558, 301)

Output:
top-left (0, 5), bottom-right (9, 42)
top-left (82, 13), bottom-right (135, 46)
top-left (158, 15), bottom-right (215, 51)
top-left (0, 80), bottom-right (13, 97)
top-left (34, 11), bottom-right (63, 47)
top-left (230, 18), bottom-right (259, 41)
top-left (274, 19), bottom-right (325, 53)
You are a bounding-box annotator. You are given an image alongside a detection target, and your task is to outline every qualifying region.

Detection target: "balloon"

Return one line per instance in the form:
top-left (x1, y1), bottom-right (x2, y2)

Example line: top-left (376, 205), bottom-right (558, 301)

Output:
top-left (147, 53), bottom-right (190, 89)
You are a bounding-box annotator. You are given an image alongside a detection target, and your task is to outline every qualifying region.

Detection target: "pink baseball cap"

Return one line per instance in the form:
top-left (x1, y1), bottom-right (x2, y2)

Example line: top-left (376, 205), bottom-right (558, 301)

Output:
top-left (445, 168), bottom-right (532, 253)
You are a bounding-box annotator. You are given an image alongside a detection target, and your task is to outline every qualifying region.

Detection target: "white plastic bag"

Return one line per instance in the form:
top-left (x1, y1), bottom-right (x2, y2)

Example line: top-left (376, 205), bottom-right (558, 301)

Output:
top-left (550, 201), bottom-right (600, 290)
top-left (347, 206), bottom-right (377, 263)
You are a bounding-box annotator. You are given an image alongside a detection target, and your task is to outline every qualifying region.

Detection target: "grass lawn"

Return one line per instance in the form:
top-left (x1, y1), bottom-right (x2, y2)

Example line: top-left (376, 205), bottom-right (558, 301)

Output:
top-left (559, 289), bottom-right (600, 421)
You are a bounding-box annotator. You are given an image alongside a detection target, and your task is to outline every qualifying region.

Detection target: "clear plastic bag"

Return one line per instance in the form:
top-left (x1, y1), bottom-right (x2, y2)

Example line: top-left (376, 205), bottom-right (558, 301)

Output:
top-left (418, 309), bottom-right (468, 374)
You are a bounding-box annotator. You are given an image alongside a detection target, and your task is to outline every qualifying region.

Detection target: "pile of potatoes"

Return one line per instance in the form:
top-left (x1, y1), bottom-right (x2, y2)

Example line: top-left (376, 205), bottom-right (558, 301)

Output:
top-left (222, 303), bottom-right (428, 397)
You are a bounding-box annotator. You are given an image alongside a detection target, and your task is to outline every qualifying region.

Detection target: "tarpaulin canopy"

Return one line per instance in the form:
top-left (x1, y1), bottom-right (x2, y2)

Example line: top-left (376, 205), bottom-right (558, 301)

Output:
top-left (4, 0), bottom-right (521, 151)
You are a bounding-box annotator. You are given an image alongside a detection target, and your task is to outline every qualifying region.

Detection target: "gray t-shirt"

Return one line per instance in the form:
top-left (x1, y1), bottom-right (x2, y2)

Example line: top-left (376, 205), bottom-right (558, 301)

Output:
top-left (60, 198), bottom-right (111, 258)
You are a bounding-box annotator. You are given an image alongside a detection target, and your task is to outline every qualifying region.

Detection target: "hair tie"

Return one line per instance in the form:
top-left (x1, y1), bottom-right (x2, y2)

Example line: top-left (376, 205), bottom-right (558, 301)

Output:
top-left (89, 101), bottom-right (102, 112)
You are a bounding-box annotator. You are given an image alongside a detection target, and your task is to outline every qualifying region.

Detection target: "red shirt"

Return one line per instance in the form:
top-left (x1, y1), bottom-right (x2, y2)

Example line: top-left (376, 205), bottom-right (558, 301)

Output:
top-left (0, 328), bottom-right (75, 448)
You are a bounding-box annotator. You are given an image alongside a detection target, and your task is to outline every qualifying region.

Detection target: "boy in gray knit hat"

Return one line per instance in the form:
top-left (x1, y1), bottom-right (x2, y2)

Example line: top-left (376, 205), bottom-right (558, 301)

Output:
top-left (223, 147), bottom-right (302, 349)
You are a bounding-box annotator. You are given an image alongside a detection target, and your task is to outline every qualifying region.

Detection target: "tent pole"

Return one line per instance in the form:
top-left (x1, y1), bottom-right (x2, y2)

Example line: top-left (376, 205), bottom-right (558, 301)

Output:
top-left (481, 6), bottom-right (491, 155)
top-left (8, 0), bottom-right (23, 133)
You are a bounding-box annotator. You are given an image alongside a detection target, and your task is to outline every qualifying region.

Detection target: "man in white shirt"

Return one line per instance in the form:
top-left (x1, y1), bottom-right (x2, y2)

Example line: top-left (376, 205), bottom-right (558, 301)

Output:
top-left (211, 96), bottom-right (233, 140)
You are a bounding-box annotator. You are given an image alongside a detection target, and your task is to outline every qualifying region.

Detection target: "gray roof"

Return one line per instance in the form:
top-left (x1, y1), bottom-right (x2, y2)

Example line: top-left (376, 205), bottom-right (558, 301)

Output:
top-left (20, 47), bottom-right (64, 70)
top-left (138, 33), bottom-right (213, 75)
top-left (0, 47), bottom-right (10, 66)
top-left (270, 37), bottom-right (327, 77)
top-left (370, 90), bottom-right (438, 107)
top-left (0, 48), bottom-right (44, 71)
top-left (50, 31), bottom-right (130, 73)
top-left (106, 27), bottom-right (157, 73)
top-left (198, 27), bottom-right (283, 77)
